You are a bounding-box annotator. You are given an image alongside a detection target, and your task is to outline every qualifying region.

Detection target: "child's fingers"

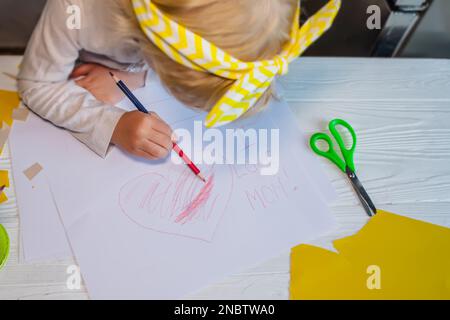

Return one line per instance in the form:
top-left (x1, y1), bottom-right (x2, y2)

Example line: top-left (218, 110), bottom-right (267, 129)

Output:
top-left (139, 140), bottom-right (170, 159)
top-left (148, 129), bottom-right (173, 151)
top-left (74, 77), bottom-right (94, 90)
top-left (70, 64), bottom-right (95, 79)
top-left (149, 113), bottom-right (177, 143)
top-left (74, 78), bottom-right (87, 88)
top-left (150, 112), bottom-right (161, 119)
top-left (150, 114), bottom-right (173, 136)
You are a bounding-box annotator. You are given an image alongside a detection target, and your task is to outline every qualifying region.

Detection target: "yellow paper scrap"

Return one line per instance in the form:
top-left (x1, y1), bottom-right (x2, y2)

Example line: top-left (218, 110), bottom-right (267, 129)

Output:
top-left (0, 191), bottom-right (7, 204)
top-left (0, 170), bottom-right (9, 188)
top-left (290, 210), bottom-right (450, 300)
top-left (0, 90), bottom-right (20, 128)
top-left (0, 170), bottom-right (9, 204)
top-left (0, 90), bottom-right (19, 204)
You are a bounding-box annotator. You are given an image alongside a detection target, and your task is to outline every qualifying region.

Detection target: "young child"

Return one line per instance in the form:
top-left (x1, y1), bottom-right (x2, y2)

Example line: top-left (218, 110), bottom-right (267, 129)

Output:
top-left (18, 0), bottom-right (340, 160)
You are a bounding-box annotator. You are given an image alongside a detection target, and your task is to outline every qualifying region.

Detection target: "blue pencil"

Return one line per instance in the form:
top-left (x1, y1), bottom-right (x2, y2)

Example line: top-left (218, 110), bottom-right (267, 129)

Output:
top-left (109, 72), bottom-right (148, 113)
top-left (109, 72), bottom-right (206, 183)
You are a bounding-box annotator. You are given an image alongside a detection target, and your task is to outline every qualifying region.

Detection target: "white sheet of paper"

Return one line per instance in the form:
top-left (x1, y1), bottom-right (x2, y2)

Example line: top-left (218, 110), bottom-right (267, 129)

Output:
top-left (9, 125), bottom-right (71, 262)
top-left (9, 74), bottom-right (336, 281)
top-left (67, 175), bottom-right (335, 299)
top-left (30, 89), bottom-right (334, 298)
top-left (46, 112), bottom-right (336, 299)
top-left (270, 104), bottom-right (336, 203)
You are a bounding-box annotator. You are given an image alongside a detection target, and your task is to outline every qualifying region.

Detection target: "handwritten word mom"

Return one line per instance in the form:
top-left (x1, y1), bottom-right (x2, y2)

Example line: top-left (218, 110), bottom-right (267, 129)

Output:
top-left (173, 121), bottom-right (280, 176)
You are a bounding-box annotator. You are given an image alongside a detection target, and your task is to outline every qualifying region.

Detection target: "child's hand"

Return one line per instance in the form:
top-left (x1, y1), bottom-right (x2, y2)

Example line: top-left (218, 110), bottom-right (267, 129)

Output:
top-left (70, 64), bottom-right (146, 105)
top-left (111, 111), bottom-right (174, 160)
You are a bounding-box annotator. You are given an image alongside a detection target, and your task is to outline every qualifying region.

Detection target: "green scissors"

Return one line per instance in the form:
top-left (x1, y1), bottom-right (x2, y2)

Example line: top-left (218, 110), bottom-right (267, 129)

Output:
top-left (310, 119), bottom-right (377, 217)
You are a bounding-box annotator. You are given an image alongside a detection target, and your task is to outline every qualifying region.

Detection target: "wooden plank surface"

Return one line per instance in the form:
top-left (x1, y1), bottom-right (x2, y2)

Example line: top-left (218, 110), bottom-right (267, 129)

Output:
top-left (1, 57), bottom-right (449, 300)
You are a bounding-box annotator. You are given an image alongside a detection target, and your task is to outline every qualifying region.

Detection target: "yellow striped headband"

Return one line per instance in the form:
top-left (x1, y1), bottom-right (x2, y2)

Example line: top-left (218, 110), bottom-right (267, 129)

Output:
top-left (133, 0), bottom-right (341, 127)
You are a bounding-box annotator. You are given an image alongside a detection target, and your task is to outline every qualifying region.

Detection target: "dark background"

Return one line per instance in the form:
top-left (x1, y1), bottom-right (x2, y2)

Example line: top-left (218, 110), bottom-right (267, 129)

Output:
top-left (0, 0), bottom-right (449, 58)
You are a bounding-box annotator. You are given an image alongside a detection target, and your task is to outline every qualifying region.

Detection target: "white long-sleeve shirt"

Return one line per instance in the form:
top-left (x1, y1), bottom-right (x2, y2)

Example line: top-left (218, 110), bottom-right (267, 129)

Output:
top-left (18, 0), bottom-right (148, 157)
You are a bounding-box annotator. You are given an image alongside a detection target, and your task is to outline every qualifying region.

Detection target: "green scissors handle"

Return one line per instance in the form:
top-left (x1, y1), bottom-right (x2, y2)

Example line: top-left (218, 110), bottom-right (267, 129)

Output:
top-left (310, 119), bottom-right (357, 173)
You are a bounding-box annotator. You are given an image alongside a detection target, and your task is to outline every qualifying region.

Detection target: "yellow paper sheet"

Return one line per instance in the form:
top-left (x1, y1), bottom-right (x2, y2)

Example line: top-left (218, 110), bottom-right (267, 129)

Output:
top-left (0, 89), bottom-right (20, 128)
top-left (290, 210), bottom-right (450, 300)
top-left (0, 90), bottom-right (20, 201)
top-left (0, 170), bottom-right (9, 188)
top-left (0, 170), bottom-right (9, 204)
top-left (0, 191), bottom-right (6, 204)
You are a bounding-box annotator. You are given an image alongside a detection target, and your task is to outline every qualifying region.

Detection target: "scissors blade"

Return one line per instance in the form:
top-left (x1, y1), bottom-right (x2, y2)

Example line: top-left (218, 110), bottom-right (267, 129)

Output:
top-left (349, 180), bottom-right (373, 217)
top-left (345, 167), bottom-right (377, 217)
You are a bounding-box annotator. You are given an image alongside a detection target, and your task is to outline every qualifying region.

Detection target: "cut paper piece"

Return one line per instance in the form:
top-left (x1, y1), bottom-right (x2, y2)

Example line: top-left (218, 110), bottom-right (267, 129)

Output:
top-left (23, 163), bottom-right (43, 181)
top-left (0, 90), bottom-right (20, 128)
top-left (290, 210), bottom-right (450, 300)
top-left (11, 165), bottom-right (71, 262)
top-left (0, 170), bottom-right (9, 204)
top-left (0, 124), bottom-right (10, 154)
top-left (0, 170), bottom-right (9, 188)
top-left (12, 108), bottom-right (29, 122)
top-left (0, 188), bottom-right (7, 204)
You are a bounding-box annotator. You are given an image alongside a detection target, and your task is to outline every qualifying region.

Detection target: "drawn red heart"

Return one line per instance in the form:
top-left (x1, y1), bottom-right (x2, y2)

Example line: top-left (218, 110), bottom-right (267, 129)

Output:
top-left (119, 165), bottom-right (234, 241)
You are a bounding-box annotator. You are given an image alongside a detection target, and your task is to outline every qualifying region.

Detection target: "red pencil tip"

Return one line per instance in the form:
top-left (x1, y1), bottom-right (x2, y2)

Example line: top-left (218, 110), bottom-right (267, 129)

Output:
top-left (198, 174), bottom-right (207, 183)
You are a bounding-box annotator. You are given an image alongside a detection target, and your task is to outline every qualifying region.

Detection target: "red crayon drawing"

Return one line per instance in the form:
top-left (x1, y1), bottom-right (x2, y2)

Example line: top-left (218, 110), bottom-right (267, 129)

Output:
top-left (175, 174), bottom-right (215, 224)
top-left (119, 166), bottom-right (233, 242)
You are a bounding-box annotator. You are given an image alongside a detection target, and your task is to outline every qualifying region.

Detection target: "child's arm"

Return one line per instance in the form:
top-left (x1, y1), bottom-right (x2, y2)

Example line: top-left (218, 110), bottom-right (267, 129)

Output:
top-left (17, 0), bottom-right (173, 159)
top-left (17, 0), bottom-right (122, 157)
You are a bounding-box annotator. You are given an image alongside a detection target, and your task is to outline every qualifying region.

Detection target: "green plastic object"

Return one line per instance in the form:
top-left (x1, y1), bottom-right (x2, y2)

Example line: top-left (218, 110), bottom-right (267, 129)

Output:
top-left (0, 224), bottom-right (9, 269)
top-left (310, 119), bottom-right (357, 173)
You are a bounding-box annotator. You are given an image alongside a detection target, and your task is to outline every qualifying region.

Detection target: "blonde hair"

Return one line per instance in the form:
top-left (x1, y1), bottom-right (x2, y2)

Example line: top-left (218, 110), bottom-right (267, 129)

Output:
top-left (115, 0), bottom-right (297, 114)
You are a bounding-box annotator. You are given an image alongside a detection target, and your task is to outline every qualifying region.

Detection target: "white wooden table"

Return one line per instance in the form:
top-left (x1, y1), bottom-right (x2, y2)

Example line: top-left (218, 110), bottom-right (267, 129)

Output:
top-left (1, 56), bottom-right (449, 300)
